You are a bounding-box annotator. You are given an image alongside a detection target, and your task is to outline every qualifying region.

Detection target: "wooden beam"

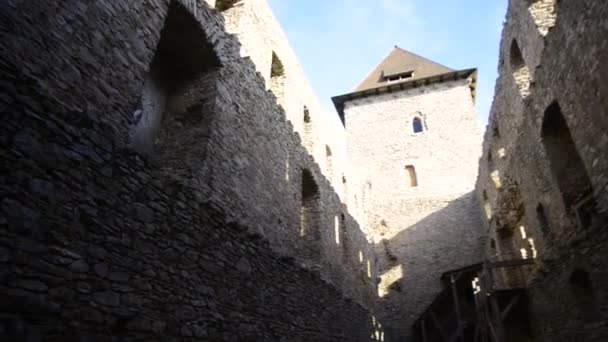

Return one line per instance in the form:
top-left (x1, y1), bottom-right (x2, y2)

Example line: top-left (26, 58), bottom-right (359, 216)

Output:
top-left (430, 310), bottom-right (449, 342)
top-left (488, 259), bottom-right (534, 269)
top-left (421, 318), bottom-right (428, 342)
top-left (490, 296), bottom-right (506, 342)
top-left (450, 274), bottom-right (464, 342)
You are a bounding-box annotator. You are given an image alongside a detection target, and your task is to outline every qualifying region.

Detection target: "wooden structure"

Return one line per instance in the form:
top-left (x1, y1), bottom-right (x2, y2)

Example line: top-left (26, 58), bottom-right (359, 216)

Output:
top-left (412, 259), bottom-right (536, 342)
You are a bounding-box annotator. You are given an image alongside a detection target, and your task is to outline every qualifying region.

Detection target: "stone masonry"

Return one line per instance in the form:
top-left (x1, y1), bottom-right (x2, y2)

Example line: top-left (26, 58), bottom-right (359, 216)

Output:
top-left (477, 0), bottom-right (608, 341)
top-left (3, 0), bottom-right (607, 341)
top-left (0, 0), bottom-right (380, 341)
top-left (333, 49), bottom-right (485, 339)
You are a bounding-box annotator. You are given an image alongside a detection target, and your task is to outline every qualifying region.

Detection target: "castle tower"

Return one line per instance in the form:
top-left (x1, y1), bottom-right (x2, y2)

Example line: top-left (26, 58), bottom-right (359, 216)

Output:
top-left (333, 46), bottom-right (485, 339)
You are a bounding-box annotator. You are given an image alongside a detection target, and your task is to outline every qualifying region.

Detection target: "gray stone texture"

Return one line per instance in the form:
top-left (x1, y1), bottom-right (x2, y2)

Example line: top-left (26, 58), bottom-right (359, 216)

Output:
top-left (477, 0), bottom-right (608, 340)
top-left (0, 0), bottom-right (378, 340)
top-left (342, 75), bottom-right (486, 339)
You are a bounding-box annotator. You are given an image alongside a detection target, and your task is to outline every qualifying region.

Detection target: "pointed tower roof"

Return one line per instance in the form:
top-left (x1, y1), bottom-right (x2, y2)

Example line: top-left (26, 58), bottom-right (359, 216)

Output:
top-left (332, 46), bottom-right (477, 126)
top-left (354, 46), bottom-right (454, 92)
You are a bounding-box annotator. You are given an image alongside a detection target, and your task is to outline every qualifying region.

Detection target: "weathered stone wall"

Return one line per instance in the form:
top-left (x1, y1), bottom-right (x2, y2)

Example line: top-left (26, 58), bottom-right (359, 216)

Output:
top-left (0, 0), bottom-right (381, 340)
top-left (477, 0), bottom-right (608, 340)
top-left (343, 79), bottom-right (485, 339)
top-left (219, 0), bottom-right (349, 198)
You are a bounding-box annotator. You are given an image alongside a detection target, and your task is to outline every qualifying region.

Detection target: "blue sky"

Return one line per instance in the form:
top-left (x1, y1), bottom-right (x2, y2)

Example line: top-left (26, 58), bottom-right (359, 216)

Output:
top-left (267, 0), bottom-right (508, 127)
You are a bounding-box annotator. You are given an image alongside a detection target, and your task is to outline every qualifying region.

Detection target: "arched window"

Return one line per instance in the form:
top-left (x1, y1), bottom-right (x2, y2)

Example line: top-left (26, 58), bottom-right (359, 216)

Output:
top-left (412, 117), bottom-right (424, 133)
top-left (270, 51), bottom-right (285, 78)
top-left (131, 1), bottom-right (219, 164)
top-left (541, 102), bottom-right (594, 211)
top-left (510, 40), bottom-right (531, 98)
top-left (300, 169), bottom-right (321, 263)
top-left (405, 165), bottom-right (418, 187)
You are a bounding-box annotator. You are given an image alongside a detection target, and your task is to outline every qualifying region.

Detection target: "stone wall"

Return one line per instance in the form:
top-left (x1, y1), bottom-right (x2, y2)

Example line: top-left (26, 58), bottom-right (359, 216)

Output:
top-left (477, 0), bottom-right (608, 340)
top-left (0, 0), bottom-right (381, 340)
top-left (343, 79), bottom-right (485, 339)
top-left (219, 0), bottom-right (350, 199)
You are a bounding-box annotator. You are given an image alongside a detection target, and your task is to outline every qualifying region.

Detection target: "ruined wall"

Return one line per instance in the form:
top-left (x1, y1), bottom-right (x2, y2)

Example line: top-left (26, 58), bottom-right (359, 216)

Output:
top-left (343, 80), bottom-right (485, 339)
top-left (219, 0), bottom-right (349, 197)
top-left (0, 0), bottom-right (381, 340)
top-left (477, 0), bottom-right (608, 340)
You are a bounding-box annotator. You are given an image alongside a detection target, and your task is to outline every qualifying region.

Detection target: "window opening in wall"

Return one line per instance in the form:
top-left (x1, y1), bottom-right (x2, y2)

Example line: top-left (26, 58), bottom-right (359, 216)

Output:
top-left (215, 0), bottom-right (240, 11)
top-left (325, 145), bottom-right (333, 180)
top-left (570, 269), bottom-right (592, 289)
top-left (510, 40), bottom-right (531, 98)
top-left (285, 159), bottom-right (290, 181)
top-left (271, 51), bottom-right (285, 78)
top-left (490, 170), bottom-right (502, 189)
top-left (302, 105), bottom-right (313, 151)
top-left (493, 122), bottom-right (501, 138)
top-left (541, 102), bottom-right (595, 226)
top-left (413, 117), bottom-right (424, 133)
top-left (528, 238), bottom-right (538, 258)
top-left (536, 204), bottom-right (549, 236)
top-left (303, 105), bottom-right (311, 123)
top-left (130, 1), bottom-right (220, 158)
top-left (569, 269), bottom-right (600, 321)
top-left (488, 150), bottom-right (493, 165)
top-left (484, 203), bottom-right (493, 220)
top-left (527, 0), bottom-right (557, 36)
top-left (519, 226), bottom-right (527, 239)
top-left (498, 147), bottom-right (507, 158)
top-left (483, 190), bottom-right (488, 201)
top-left (340, 214), bottom-right (348, 258)
top-left (405, 165), bottom-right (418, 188)
top-left (384, 70), bottom-right (413, 82)
top-left (334, 216), bottom-right (340, 245)
top-left (300, 169), bottom-right (320, 238)
top-left (490, 239), bottom-right (497, 257)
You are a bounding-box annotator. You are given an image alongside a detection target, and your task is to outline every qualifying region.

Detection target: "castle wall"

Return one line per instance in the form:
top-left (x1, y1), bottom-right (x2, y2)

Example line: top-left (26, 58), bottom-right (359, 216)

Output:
top-left (0, 0), bottom-right (382, 340)
top-left (477, 0), bottom-right (608, 340)
top-left (219, 0), bottom-right (350, 199)
top-left (343, 80), bottom-right (485, 338)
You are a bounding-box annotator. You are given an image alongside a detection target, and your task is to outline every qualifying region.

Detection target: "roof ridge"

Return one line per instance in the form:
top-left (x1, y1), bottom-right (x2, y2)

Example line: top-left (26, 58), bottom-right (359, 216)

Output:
top-left (393, 46), bottom-right (454, 72)
top-left (353, 46), bottom-right (454, 92)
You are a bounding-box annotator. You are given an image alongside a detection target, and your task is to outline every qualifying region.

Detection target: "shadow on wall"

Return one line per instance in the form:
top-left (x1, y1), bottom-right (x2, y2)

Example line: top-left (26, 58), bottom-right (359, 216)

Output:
top-left (374, 192), bottom-right (484, 341)
top-left (0, 0), bottom-right (381, 340)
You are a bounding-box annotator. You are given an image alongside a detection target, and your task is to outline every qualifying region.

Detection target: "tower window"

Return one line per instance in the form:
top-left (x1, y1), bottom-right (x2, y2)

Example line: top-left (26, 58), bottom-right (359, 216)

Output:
top-left (412, 117), bottom-right (424, 133)
top-left (405, 165), bottom-right (418, 187)
top-left (384, 70), bottom-right (414, 82)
